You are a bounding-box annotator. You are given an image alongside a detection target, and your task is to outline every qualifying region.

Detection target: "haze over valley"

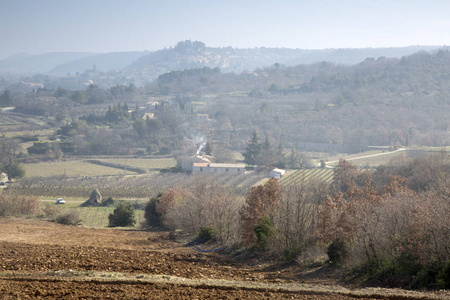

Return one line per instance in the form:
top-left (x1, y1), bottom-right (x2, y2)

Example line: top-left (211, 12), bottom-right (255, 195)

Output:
top-left (1, 1), bottom-right (450, 298)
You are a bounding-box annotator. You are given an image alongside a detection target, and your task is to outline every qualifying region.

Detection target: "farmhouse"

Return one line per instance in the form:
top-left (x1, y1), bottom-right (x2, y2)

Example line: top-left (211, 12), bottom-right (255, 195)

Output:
top-left (182, 156), bottom-right (245, 175)
top-left (181, 156), bottom-right (211, 173)
top-left (146, 101), bottom-right (159, 112)
top-left (193, 163), bottom-right (245, 175)
top-left (270, 168), bottom-right (285, 178)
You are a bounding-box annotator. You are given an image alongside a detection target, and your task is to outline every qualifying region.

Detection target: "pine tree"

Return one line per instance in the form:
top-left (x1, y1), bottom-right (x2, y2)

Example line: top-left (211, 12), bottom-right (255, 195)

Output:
top-left (0, 89), bottom-right (13, 107)
top-left (243, 130), bottom-right (261, 165)
top-left (204, 141), bottom-right (213, 156)
top-left (289, 146), bottom-right (299, 169)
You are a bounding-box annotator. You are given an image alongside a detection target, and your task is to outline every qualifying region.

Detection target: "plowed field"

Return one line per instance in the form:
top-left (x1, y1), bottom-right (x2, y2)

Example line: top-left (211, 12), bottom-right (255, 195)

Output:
top-left (0, 218), bottom-right (447, 299)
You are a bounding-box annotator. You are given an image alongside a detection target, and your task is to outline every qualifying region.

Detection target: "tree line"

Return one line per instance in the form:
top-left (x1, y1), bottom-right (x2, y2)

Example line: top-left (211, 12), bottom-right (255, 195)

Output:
top-left (143, 152), bottom-right (450, 290)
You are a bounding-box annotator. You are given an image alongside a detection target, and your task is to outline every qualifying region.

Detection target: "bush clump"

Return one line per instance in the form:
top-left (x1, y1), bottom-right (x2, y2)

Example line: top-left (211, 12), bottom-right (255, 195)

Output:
top-left (108, 203), bottom-right (136, 227)
top-left (0, 193), bottom-right (41, 217)
top-left (440, 260), bottom-right (450, 289)
top-left (411, 260), bottom-right (442, 290)
top-left (254, 217), bottom-right (274, 250)
top-left (56, 211), bottom-right (81, 225)
top-left (41, 203), bottom-right (63, 219)
top-left (100, 197), bottom-right (115, 207)
top-left (144, 196), bottom-right (163, 228)
top-left (198, 226), bottom-right (217, 242)
top-left (327, 239), bottom-right (347, 266)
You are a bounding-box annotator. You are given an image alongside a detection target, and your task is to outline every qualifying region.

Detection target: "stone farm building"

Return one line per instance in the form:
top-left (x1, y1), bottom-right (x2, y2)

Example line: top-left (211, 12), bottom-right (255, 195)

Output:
top-left (181, 156), bottom-right (211, 173)
top-left (182, 156), bottom-right (245, 175)
top-left (193, 163), bottom-right (246, 175)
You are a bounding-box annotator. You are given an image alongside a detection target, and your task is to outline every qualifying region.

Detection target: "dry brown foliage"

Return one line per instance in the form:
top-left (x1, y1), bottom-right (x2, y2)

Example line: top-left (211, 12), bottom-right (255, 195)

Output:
top-left (332, 159), bottom-right (360, 193)
top-left (155, 188), bottom-right (182, 216)
top-left (0, 193), bottom-right (41, 217)
top-left (270, 180), bottom-right (325, 257)
top-left (318, 172), bottom-right (450, 269)
top-left (164, 176), bottom-right (243, 243)
top-left (240, 179), bottom-right (281, 246)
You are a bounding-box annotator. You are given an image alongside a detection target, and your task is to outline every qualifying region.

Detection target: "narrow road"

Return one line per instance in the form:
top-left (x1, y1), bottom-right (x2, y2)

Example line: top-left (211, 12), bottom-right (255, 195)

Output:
top-left (324, 148), bottom-right (406, 166)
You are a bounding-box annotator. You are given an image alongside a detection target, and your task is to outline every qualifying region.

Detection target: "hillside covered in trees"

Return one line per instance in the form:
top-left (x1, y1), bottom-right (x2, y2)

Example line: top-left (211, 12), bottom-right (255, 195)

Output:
top-left (144, 49), bottom-right (450, 153)
top-left (1, 49), bottom-right (449, 158)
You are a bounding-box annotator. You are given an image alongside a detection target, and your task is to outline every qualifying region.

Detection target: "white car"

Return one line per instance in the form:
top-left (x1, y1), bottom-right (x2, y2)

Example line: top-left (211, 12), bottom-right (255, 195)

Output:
top-left (56, 198), bottom-right (65, 204)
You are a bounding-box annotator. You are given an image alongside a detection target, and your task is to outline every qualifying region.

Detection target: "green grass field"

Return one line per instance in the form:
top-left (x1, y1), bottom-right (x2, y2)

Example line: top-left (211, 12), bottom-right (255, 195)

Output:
top-left (77, 206), bottom-right (145, 227)
top-left (42, 200), bottom-right (145, 228)
top-left (24, 160), bottom-right (138, 178)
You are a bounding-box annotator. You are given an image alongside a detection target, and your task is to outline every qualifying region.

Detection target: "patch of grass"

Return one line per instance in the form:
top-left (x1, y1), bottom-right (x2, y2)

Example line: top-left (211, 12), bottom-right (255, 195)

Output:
top-left (77, 204), bottom-right (145, 227)
top-left (39, 198), bottom-right (145, 227)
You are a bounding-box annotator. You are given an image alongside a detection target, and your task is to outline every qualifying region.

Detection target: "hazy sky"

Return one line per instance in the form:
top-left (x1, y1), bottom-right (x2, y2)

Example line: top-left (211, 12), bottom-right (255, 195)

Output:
top-left (1, 0), bottom-right (449, 59)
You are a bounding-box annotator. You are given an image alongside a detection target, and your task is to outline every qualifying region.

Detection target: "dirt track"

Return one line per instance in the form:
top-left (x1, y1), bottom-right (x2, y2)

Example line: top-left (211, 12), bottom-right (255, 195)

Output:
top-left (0, 218), bottom-right (447, 299)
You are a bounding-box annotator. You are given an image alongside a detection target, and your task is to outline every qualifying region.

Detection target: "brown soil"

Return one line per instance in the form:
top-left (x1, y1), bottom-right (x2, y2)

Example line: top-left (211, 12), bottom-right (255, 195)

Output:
top-left (0, 217), bottom-right (447, 299)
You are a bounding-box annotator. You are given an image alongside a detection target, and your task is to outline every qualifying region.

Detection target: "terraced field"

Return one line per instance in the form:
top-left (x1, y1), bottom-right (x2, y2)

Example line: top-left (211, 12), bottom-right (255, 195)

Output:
top-left (279, 168), bottom-right (334, 186)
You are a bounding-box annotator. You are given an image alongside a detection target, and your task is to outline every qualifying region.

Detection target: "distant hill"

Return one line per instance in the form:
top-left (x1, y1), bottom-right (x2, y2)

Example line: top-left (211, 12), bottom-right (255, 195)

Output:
top-left (123, 41), bottom-right (442, 80)
top-left (0, 51), bottom-right (149, 76)
top-left (48, 51), bottom-right (150, 76)
top-left (146, 48), bottom-right (450, 97)
top-left (0, 52), bottom-right (96, 75)
top-left (0, 41), bottom-right (443, 82)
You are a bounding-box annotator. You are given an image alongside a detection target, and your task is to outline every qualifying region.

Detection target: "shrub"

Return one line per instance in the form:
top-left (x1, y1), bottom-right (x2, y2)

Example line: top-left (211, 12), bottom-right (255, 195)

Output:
top-left (198, 226), bottom-right (217, 242)
top-left (254, 217), bottom-right (274, 250)
top-left (108, 203), bottom-right (136, 227)
top-left (56, 211), bottom-right (81, 225)
top-left (42, 203), bottom-right (63, 219)
top-left (327, 239), bottom-right (347, 266)
top-left (365, 253), bottom-right (422, 287)
top-left (411, 260), bottom-right (441, 290)
top-left (440, 260), bottom-right (450, 289)
top-left (100, 197), bottom-right (115, 207)
top-left (144, 196), bottom-right (163, 228)
top-left (282, 246), bottom-right (301, 262)
top-left (0, 193), bottom-right (41, 216)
